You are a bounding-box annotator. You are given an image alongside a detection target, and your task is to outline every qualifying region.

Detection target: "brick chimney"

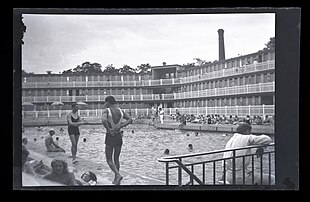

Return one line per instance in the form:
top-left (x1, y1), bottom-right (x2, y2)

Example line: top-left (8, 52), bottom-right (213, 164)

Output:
top-left (218, 29), bottom-right (225, 61)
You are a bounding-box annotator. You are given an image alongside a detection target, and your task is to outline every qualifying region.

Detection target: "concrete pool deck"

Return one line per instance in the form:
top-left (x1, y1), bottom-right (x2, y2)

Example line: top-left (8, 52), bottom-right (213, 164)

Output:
top-left (24, 141), bottom-right (165, 186)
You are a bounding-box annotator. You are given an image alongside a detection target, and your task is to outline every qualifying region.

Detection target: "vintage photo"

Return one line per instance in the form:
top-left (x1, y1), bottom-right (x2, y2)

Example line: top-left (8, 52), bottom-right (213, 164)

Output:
top-left (13, 8), bottom-right (299, 190)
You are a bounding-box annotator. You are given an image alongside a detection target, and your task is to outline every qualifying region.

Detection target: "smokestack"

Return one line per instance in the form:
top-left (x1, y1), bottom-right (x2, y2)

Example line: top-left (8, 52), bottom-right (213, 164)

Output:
top-left (218, 29), bottom-right (225, 61)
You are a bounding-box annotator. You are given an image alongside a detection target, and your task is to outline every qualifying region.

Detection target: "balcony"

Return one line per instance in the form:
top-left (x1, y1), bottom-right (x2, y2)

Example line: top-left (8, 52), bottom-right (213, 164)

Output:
top-left (22, 60), bottom-right (275, 89)
top-left (22, 82), bottom-right (275, 103)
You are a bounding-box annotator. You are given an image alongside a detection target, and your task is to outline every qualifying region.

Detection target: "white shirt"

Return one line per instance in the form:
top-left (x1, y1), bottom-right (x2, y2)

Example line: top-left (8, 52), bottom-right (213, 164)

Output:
top-left (223, 133), bottom-right (272, 171)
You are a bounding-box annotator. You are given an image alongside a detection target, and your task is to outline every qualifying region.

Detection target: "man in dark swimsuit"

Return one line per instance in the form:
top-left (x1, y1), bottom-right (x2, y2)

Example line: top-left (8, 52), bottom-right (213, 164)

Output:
top-left (67, 103), bottom-right (86, 163)
top-left (102, 96), bottom-right (132, 185)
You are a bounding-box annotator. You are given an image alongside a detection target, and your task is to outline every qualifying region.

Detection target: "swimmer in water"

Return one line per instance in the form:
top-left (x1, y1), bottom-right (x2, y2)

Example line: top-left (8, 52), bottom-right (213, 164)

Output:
top-left (188, 144), bottom-right (193, 151)
top-left (164, 149), bottom-right (170, 155)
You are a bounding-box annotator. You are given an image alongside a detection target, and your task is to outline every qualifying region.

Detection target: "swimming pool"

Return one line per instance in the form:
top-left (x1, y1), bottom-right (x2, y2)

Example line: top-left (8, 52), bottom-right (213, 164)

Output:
top-left (22, 124), bottom-right (275, 184)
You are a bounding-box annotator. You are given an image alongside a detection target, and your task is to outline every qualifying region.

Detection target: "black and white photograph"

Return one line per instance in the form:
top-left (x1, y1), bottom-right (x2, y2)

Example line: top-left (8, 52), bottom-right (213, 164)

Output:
top-left (13, 8), bottom-right (300, 190)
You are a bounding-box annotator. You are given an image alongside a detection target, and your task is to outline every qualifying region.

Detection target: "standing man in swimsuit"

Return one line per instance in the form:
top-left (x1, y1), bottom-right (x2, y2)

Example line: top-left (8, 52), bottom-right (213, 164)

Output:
top-left (67, 103), bottom-right (86, 164)
top-left (102, 96), bottom-right (132, 185)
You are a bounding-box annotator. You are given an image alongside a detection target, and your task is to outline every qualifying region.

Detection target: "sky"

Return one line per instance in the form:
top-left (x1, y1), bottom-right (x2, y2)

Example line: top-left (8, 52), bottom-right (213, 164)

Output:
top-left (22, 13), bottom-right (275, 74)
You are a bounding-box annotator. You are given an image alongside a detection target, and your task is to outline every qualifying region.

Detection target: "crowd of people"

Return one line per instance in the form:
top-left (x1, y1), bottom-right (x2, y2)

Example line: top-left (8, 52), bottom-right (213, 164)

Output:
top-left (22, 95), bottom-right (133, 186)
top-left (22, 96), bottom-right (274, 187)
top-left (172, 113), bottom-right (274, 126)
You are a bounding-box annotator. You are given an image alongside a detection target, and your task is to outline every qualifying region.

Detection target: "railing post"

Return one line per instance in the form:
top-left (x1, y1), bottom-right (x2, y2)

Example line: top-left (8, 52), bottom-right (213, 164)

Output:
top-left (232, 150), bottom-right (236, 184)
top-left (122, 94), bottom-right (125, 101)
top-left (35, 111), bottom-right (38, 118)
top-left (47, 109), bottom-right (50, 118)
top-left (246, 84), bottom-right (249, 93)
top-left (262, 104), bottom-right (265, 119)
top-left (178, 158), bottom-right (182, 186)
top-left (86, 95), bottom-right (88, 101)
top-left (206, 106), bottom-right (208, 116)
top-left (95, 109), bottom-right (98, 117)
top-left (59, 110), bottom-right (61, 118)
top-left (166, 162), bottom-right (169, 185)
top-left (225, 106), bottom-right (227, 117)
top-left (135, 108), bottom-right (138, 117)
top-left (160, 79), bottom-right (162, 85)
top-left (236, 105), bottom-right (238, 116)
top-left (172, 77), bottom-right (174, 84)
top-left (248, 105), bottom-right (251, 116)
top-left (87, 109), bottom-right (89, 117)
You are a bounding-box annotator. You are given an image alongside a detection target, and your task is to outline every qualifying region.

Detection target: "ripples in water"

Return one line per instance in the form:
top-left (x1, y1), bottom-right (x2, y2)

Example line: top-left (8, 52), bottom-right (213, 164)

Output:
top-left (22, 124), bottom-right (274, 183)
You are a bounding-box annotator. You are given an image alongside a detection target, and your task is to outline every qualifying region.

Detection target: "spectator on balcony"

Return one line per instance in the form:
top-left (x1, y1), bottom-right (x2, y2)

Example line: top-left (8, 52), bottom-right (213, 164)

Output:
top-left (221, 123), bottom-right (274, 185)
top-left (45, 129), bottom-right (66, 153)
top-left (67, 103), bottom-right (87, 164)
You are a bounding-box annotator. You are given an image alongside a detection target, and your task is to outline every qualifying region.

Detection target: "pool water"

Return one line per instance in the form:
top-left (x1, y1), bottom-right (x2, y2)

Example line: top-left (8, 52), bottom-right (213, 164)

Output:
top-left (22, 124), bottom-right (275, 184)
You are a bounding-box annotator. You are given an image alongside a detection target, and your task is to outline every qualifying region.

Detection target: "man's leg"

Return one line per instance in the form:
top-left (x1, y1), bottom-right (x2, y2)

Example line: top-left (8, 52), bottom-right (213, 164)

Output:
top-left (113, 145), bottom-right (122, 171)
top-left (105, 145), bottom-right (122, 185)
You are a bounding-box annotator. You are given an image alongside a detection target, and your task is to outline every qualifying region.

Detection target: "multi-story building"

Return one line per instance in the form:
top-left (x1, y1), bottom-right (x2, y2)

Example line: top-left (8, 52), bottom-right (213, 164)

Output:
top-left (22, 30), bottom-right (275, 118)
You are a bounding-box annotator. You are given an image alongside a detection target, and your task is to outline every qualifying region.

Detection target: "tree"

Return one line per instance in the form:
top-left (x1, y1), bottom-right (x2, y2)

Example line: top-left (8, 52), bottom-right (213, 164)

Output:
top-left (62, 62), bottom-right (103, 74)
top-left (62, 68), bottom-right (74, 74)
top-left (263, 37), bottom-right (275, 51)
top-left (136, 63), bottom-right (151, 74)
top-left (22, 70), bottom-right (34, 76)
top-left (193, 58), bottom-right (210, 66)
top-left (103, 64), bottom-right (119, 74)
top-left (119, 65), bottom-right (136, 74)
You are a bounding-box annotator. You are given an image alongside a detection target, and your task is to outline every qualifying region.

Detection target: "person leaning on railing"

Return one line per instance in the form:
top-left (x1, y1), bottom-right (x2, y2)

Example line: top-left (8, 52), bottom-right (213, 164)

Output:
top-left (221, 123), bottom-right (275, 185)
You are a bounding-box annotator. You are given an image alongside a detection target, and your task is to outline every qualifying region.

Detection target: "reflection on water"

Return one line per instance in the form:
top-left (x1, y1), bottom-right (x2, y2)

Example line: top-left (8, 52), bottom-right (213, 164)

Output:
top-left (22, 124), bottom-right (275, 183)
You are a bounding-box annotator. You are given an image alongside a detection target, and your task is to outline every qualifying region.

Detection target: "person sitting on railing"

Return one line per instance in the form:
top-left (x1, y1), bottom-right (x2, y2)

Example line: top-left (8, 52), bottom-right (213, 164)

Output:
top-left (221, 123), bottom-right (275, 185)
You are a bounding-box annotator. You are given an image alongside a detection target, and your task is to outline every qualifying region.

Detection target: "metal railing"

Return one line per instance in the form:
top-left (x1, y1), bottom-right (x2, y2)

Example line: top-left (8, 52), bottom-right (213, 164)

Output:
top-left (22, 82), bottom-right (274, 103)
top-left (21, 105), bottom-right (274, 119)
top-left (22, 60), bottom-right (275, 89)
top-left (157, 143), bottom-right (275, 186)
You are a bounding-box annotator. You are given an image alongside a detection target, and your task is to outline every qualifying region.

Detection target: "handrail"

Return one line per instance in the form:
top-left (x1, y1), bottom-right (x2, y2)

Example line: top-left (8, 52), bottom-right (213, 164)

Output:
top-left (22, 82), bottom-right (275, 103)
top-left (158, 143), bottom-right (275, 161)
top-left (22, 60), bottom-right (275, 88)
top-left (157, 143), bottom-right (275, 186)
top-left (158, 158), bottom-right (204, 185)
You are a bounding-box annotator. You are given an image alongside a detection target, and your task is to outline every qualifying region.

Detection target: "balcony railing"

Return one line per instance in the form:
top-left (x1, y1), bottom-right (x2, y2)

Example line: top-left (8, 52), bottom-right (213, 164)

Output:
top-left (22, 105), bottom-right (274, 119)
top-left (157, 143), bottom-right (275, 186)
top-left (22, 60), bottom-right (275, 89)
top-left (22, 82), bottom-right (275, 103)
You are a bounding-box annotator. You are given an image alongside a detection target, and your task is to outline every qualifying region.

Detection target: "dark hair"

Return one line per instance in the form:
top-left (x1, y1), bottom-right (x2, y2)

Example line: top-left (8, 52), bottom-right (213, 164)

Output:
top-left (236, 123), bottom-right (252, 134)
top-left (72, 103), bottom-right (78, 108)
top-left (105, 95), bottom-right (116, 104)
top-left (81, 171), bottom-right (97, 182)
top-left (51, 159), bottom-right (69, 174)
